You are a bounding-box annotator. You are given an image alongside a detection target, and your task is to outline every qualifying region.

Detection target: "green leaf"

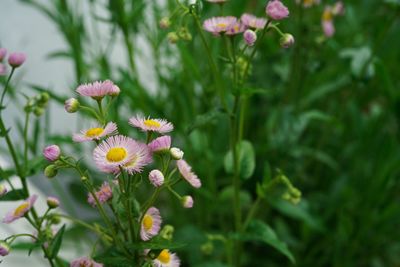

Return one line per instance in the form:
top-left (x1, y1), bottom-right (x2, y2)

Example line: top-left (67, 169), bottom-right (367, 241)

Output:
top-left (240, 220), bottom-right (295, 264)
top-left (48, 224), bottom-right (66, 259)
top-left (0, 168), bottom-right (16, 182)
top-left (0, 189), bottom-right (27, 201)
top-left (186, 109), bottom-right (224, 134)
top-left (224, 140), bottom-right (255, 179)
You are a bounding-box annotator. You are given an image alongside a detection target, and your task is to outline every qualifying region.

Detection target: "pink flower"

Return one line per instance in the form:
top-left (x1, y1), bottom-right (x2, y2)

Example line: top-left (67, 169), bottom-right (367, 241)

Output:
top-left (226, 21), bottom-right (245, 36)
top-left (244, 30), bottom-right (257, 46)
top-left (0, 48), bottom-right (7, 61)
top-left (8, 52), bottom-right (26, 68)
top-left (93, 135), bottom-right (152, 174)
top-left (176, 160), bottom-right (201, 188)
top-left (43, 145), bottom-right (61, 162)
top-left (3, 195), bottom-right (38, 224)
top-left (129, 116), bottom-right (174, 134)
top-left (322, 20), bottom-right (335, 37)
top-left (332, 1), bottom-right (345, 16)
top-left (149, 169), bottom-right (164, 187)
top-left (182, 196), bottom-right (194, 208)
top-left (203, 16), bottom-right (238, 36)
top-left (87, 182), bottom-right (113, 207)
top-left (73, 122), bottom-right (118, 142)
top-left (140, 207), bottom-right (162, 241)
top-left (240, 13), bottom-right (267, 30)
top-left (70, 257), bottom-right (103, 267)
top-left (76, 80), bottom-right (120, 99)
top-left (152, 249), bottom-right (181, 267)
top-left (266, 0), bottom-right (289, 20)
top-left (148, 135), bottom-right (171, 153)
top-left (0, 64), bottom-right (6, 76)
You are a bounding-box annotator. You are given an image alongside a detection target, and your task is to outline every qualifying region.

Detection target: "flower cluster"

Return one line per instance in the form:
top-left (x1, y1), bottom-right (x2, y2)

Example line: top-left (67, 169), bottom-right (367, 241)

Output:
top-left (203, 0), bottom-right (294, 48)
top-left (321, 1), bottom-right (345, 38)
top-left (40, 79), bottom-right (202, 266)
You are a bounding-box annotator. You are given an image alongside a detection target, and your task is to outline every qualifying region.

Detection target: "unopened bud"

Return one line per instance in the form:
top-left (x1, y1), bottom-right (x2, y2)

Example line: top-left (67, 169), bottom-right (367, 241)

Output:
top-left (33, 107), bottom-right (45, 116)
top-left (167, 32), bottom-right (179, 44)
top-left (170, 147), bottom-right (184, 160)
top-left (44, 165), bottom-right (58, 178)
top-left (47, 196), bottom-right (60, 209)
top-left (160, 225), bottom-right (174, 240)
top-left (182, 195), bottom-right (194, 208)
top-left (64, 98), bottom-right (80, 113)
top-left (0, 241), bottom-right (10, 256)
top-left (280, 33), bottom-right (295, 48)
top-left (159, 17), bottom-right (171, 29)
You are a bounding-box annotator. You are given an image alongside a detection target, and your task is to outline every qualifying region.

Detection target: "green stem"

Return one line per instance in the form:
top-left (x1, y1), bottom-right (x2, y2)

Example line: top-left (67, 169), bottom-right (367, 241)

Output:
top-left (0, 67), bottom-right (15, 109)
top-left (58, 214), bottom-right (111, 241)
top-left (23, 111), bottom-right (30, 174)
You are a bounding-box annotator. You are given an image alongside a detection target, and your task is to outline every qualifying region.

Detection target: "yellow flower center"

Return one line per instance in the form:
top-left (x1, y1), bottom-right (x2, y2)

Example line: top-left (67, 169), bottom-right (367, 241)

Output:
top-left (322, 9), bottom-right (333, 21)
top-left (157, 249), bottom-right (171, 264)
top-left (14, 202), bottom-right (29, 216)
top-left (85, 127), bottom-right (104, 137)
top-left (143, 214), bottom-right (153, 231)
top-left (216, 23), bottom-right (227, 29)
top-left (144, 119), bottom-right (161, 128)
top-left (106, 147), bottom-right (127, 162)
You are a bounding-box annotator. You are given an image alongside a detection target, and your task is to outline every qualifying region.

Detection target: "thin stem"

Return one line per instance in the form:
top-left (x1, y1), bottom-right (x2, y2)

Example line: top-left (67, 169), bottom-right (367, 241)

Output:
top-left (23, 111), bottom-right (30, 174)
top-left (58, 214), bottom-right (111, 241)
top-left (0, 67), bottom-right (15, 110)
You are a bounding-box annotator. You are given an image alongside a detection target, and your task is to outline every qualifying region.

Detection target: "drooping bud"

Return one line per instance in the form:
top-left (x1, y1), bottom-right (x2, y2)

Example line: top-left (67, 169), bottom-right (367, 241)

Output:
top-left (167, 32), bottom-right (179, 44)
top-left (170, 147), bottom-right (184, 160)
top-left (33, 107), bottom-right (45, 117)
top-left (64, 98), bottom-right (80, 113)
top-left (47, 196), bottom-right (60, 209)
top-left (44, 165), bottom-right (58, 178)
top-left (43, 145), bottom-right (61, 162)
top-left (0, 241), bottom-right (10, 256)
top-left (159, 17), bottom-right (171, 29)
top-left (149, 169), bottom-right (165, 187)
top-left (8, 52), bottom-right (26, 68)
top-left (280, 33), bottom-right (295, 48)
top-left (182, 195), bottom-right (194, 208)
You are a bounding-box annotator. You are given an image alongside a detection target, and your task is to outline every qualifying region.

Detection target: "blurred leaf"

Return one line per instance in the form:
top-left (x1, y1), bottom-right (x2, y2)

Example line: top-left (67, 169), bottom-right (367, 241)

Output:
top-left (126, 236), bottom-right (186, 250)
top-left (224, 140), bottom-right (256, 179)
top-left (186, 109), bottom-right (224, 134)
top-left (340, 46), bottom-right (374, 77)
top-left (239, 220), bottom-right (295, 264)
top-left (48, 224), bottom-right (66, 259)
top-left (0, 189), bottom-right (27, 201)
top-left (46, 50), bottom-right (72, 60)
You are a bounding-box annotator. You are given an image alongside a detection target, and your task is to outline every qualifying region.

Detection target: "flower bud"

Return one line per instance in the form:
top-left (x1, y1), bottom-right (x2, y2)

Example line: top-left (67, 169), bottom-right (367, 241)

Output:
top-left (43, 145), bottom-right (61, 162)
top-left (178, 27), bottom-right (192, 41)
top-left (8, 52), bottom-right (26, 68)
top-left (160, 225), bottom-right (174, 240)
top-left (149, 169), bottom-right (164, 187)
top-left (81, 176), bottom-right (88, 182)
top-left (0, 185), bottom-right (7, 197)
top-left (44, 165), bottom-right (58, 178)
top-left (280, 33), bottom-right (295, 48)
top-left (0, 241), bottom-right (10, 256)
top-left (182, 195), bottom-right (194, 208)
top-left (170, 147), bottom-right (184, 160)
top-left (50, 215), bottom-right (61, 225)
top-left (266, 0), bottom-right (290, 20)
top-left (159, 17), bottom-right (171, 29)
top-left (243, 30), bottom-right (257, 46)
top-left (33, 107), bottom-right (45, 117)
top-left (38, 92), bottom-right (50, 105)
top-left (64, 98), bottom-right (80, 113)
top-left (47, 196), bottom-right (60, 209)
top-left (167, 32), bottom-right (179, 44)
top-left (0, 48), bottom-right (7, 61)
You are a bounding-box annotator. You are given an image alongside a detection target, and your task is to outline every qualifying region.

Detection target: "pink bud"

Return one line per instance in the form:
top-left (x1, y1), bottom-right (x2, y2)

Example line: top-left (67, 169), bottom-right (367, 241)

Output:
top-left (280, 33), bottom-right (295, 48)
top-left (182, 195), bottom-right (194, 208)
top-left (0, 48), bottom-right (7, 61)
top-left (322, 20), bottom-right (335, 37)
top-left (43, 145), bottom-right (61, 162)
top-left (266, 0), bottom-right (290, 20)
top-left (243, 30), bottom-right (257, 46)
top-left (8, 52), bottom-right (26, 68)
top-left (47, 196), bottom-right (60, 209)
top-left (0, 241), bottom-right (10, 256)
top-left (149, 169), bottom-right (164, 187)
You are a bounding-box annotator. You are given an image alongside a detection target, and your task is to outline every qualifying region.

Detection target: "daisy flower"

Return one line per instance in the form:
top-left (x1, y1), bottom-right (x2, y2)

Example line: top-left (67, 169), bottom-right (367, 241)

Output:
top-left (152, 249), bottom-right (180, 267)
top-left (226, 21), bottom-right (245, 36)
top-left (88, 182), bottom-right (113, 207)
top-left (73, 122), bottom-right (118, 142)
top-left (93, 135), bottom-right (152, 174)
top-left (266, 0), bottom-right (290, 20)
top-left (70, 256), bottom-right (103, 267)
top-left (176, 160), bottom-right (202, 188)
top-left (129, 116), bottom-right (174, 134)
top-left (3, 195), bottom-right (38, 224)
top-left (140, 207), bottom-right (162, 241)
top-left (148, 136), bottom-right (171, 153)
top-left (76, 80), bottom-right (120, 100)
top-left (203, 16), bottom-right (237, 36)
top-left (240, 13), bottom-right (267, 30)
